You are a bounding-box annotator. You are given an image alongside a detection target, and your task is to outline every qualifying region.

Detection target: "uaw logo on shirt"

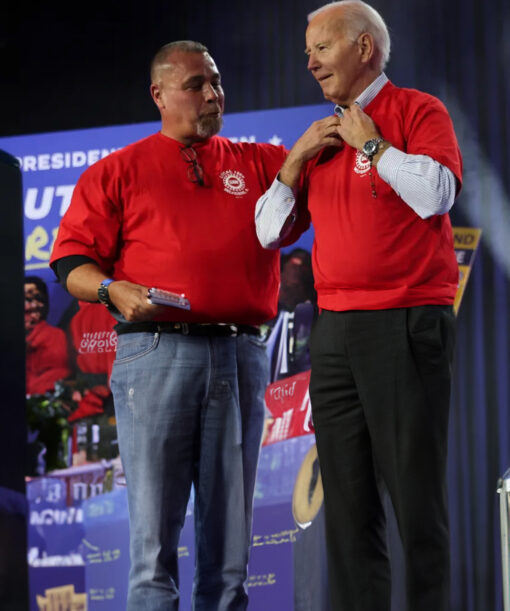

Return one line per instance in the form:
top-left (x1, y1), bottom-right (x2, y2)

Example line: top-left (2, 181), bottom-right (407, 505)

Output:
top-left (220, 170), bottom-right (249, 196)
top-left (354, 151), bottom-right (371, 176)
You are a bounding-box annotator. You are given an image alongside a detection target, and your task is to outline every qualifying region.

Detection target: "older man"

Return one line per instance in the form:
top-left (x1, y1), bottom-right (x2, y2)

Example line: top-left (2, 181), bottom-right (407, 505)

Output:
top-left (256, 2), bottom-right (462, 610)
top-left (50, 41), bottom-right (286, 610)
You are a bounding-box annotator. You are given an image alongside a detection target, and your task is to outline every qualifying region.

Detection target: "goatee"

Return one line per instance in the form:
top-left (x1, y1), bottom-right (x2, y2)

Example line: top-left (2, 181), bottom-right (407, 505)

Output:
top-left (197, 115), bottom-right (223, 139)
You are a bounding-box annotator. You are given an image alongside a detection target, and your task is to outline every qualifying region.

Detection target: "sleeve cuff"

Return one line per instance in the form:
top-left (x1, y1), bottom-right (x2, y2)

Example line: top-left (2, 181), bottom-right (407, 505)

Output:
top-left (376, 146), bottom-right (405, 189)
top-left (273, 175), bottom-right (297, 200)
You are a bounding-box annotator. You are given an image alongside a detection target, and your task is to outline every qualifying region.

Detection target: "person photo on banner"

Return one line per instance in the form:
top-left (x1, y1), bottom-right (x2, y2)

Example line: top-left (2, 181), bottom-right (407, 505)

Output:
top-left (49, 40), bottom-right (288, 611)
top-left (24, 275), bottom-right (71, 396)
top-left (59, 298), bottom-right (118, 423)
top-left (255, 1), bottom-right (463, 610)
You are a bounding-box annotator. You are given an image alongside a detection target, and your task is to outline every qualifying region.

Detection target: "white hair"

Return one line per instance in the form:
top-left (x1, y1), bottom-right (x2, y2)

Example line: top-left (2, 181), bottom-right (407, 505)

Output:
top-left (308, 0), bottom-right (391, 71)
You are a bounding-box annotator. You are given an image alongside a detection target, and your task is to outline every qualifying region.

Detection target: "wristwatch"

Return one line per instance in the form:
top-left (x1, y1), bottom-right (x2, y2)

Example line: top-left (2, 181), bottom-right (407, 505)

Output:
top-left (361, 138), bottom-right (385, 161)
top-left (97, 278), bottom-right (115, 307)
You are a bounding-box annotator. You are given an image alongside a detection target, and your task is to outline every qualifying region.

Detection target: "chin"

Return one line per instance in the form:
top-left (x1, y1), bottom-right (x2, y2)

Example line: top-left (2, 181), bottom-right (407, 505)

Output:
top-left (197, 116), bottom-right (223, 139)
top-left (322, 91), bottom-right (338, 104)
top-left (319, 83), bottom-right (336, 102)
top-left (321, 87), bottom-right (344, 105)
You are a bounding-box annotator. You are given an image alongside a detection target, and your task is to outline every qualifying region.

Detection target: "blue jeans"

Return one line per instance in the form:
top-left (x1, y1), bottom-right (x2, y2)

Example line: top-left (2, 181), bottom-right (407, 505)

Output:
top-left (110, 331), bottom-right (267, 610)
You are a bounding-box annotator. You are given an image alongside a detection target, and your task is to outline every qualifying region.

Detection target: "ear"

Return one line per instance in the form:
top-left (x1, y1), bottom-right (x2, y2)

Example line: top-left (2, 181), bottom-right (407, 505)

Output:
top-left (150, 83), bottom-right (164, 109)
top-left (357, 32), bottom-right (375, 64)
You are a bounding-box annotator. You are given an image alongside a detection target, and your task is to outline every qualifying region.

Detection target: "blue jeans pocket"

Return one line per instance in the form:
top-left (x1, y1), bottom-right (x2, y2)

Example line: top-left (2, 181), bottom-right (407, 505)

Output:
top-left (114, 332), bottom-right (160, 364)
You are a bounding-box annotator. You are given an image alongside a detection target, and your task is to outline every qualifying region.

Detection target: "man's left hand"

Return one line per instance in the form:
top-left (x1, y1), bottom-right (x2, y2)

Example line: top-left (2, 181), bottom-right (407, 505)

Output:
top-left (336, 103), bottom-right (381, 151)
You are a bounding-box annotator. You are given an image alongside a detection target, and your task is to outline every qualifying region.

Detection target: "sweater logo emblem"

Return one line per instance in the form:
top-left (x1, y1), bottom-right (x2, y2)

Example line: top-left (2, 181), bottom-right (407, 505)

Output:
top-left (354, 151), bottom-right (371, 175)
top-left (220, 170), bottom-right (249, 196)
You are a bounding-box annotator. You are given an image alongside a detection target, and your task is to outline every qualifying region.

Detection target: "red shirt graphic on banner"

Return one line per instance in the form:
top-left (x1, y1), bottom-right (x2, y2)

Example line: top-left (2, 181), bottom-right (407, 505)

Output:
top-left (68, 301), bottom-right (117, 379)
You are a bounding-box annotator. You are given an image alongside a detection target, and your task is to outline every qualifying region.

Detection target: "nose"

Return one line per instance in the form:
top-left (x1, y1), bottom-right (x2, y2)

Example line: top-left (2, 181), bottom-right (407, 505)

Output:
top-left (203, 83), bottom-right (219, 102)
top-left (307, 52), bottom-right (320, 72)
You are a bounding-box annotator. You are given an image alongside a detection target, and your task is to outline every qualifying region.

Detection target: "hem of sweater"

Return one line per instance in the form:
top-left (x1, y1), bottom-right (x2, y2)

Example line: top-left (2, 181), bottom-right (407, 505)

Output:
top-left (317, 288), bottom-right (456, 311)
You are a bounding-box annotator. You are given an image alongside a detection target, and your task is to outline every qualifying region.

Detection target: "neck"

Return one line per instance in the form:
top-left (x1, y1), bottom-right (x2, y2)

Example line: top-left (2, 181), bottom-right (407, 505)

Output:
top-left (335, 69), bottom-right (381, 107)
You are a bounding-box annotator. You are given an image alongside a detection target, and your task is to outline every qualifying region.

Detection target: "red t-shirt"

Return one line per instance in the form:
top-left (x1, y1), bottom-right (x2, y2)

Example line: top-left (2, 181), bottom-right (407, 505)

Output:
top-left (299, 81), bottom-right (463, 311)
top-left (51, 134), bottom-right (287, 325)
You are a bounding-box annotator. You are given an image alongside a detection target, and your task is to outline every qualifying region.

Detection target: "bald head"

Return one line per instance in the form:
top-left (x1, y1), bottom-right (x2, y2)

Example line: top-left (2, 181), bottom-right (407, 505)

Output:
top-left (150, 41), bottom-right (209, 84)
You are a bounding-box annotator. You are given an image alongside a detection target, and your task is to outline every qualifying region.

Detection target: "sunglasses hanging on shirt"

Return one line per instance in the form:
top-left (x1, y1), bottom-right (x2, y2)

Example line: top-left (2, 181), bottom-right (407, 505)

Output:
top-left (180, 146), bottom-right (205, 187)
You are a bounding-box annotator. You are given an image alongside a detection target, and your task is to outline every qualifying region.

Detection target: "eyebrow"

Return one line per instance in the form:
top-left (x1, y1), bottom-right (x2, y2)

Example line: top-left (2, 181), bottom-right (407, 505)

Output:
top-left (182, 72), bottom-right (221, 88)
top-left (304, 41), bottom-right (329, 55)
top-left (183, 75), bottom-right (205, 88)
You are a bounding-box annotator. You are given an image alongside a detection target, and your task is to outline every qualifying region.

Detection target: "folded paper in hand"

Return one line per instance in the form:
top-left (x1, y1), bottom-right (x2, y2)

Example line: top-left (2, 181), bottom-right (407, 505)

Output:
top-left (147, 288), bottom-right (191, 310)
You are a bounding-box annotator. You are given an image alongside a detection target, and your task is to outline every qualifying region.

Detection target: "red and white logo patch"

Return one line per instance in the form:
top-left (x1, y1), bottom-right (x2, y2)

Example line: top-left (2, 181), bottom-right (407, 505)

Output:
top-left (354, 151), bottom-right (371, 176)
top-left (220, 170), bottom-right (249, 196)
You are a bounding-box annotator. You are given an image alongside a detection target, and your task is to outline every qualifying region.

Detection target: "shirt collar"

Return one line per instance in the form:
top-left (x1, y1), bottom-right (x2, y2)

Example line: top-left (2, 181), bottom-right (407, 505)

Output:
top-left (334, 73), bottom-right (389, 117)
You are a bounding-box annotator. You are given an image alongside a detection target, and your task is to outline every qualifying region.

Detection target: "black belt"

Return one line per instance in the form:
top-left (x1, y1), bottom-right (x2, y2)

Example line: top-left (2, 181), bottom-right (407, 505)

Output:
top-left (114, 321), bottom-right (261, 337)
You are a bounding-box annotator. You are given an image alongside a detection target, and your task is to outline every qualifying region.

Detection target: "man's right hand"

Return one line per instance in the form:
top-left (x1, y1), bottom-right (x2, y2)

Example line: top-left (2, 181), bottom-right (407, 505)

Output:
top-left (279, 115), bottom-right (343, 188)
top-left (66, 262), bottom-right (165, 322)
top-left (108, 280), bottom-right (165, 322)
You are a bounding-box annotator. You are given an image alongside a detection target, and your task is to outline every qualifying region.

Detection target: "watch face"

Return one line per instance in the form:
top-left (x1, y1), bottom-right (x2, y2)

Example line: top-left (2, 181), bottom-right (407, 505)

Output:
top-left (363, 140), bottom-right (377, 156)
top-left (98, 285), bottom-right (110, 305)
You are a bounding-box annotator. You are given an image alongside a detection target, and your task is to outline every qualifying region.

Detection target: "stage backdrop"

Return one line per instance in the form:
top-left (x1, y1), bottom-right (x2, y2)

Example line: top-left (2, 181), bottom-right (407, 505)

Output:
top-left (0, 98), bottom-right (507, 611)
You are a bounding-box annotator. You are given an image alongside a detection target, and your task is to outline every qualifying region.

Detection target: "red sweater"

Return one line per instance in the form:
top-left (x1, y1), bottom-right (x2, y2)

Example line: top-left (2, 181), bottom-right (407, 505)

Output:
top-left (51, 134), bottom-right (287, 325)
top-left (299, 81), bottom-right (463, 311)
top-left (26, 321), bottom-right (70, 395)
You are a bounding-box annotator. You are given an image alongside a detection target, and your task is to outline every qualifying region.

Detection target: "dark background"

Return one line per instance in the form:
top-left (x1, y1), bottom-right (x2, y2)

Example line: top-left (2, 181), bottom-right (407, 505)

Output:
top-left (3, 0), bottom-right (478, 135)
top-left (1, 1), bottom-right (510, 610)
top-left (1, 0), bottom-right (320, 136)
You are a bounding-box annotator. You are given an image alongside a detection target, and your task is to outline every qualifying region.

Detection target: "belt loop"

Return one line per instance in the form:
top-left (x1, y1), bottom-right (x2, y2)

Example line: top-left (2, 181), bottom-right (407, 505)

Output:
top-left (229, 324), bottom-right (238, 336)
top-left (181, 322), bottom-right (189, 335)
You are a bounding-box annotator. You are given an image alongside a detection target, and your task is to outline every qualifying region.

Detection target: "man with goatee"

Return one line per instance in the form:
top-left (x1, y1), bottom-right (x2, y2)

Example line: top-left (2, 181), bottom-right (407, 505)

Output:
top-left (51, 40), bottom-right (287, 610)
